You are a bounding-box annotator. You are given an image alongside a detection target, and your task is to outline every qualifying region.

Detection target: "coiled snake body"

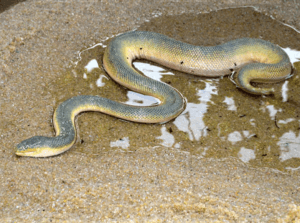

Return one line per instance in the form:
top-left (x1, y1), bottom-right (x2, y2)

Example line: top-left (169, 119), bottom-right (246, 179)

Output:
top-left (15, 31), bottom-right (292, 157)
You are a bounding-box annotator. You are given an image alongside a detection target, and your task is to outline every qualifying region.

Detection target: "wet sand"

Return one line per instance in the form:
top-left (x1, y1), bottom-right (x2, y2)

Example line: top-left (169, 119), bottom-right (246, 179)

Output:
top-left (1, 0), bottom-right (300, 222)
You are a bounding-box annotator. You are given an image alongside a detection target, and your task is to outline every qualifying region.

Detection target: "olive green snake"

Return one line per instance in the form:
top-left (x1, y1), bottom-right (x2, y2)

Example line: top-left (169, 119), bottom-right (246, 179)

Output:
top-left (15, 31), bottom-right (292, 157)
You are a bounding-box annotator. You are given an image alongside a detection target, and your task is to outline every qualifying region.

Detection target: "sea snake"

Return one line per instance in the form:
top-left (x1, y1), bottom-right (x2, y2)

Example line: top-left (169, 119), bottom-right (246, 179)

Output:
top-left (15, 31), bottom-right (292, 157)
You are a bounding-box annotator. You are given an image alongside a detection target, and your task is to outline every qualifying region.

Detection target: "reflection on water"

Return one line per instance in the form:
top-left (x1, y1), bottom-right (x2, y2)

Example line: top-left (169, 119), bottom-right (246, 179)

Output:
top-left (278, 118), bottom-right (295, 125)
top-left (125, 91), bottom-right (159, 106)
top-left (156, 126), bottom-right (176, 147)
top-left (281, 81), bottom-right (289, 102)
top-left (281, 47), bottom-right (300, 103)
top-left (282, 48), bottom-right (300, 64)
top-left (278, 131), bottom-right (300, 162)
top-left (228, 131), bottom-right (243, 144)
top-left (265, 105), bottom-right (281, 120)
top-left (134, 61), bottom-right (174, 81)
top-left (223, 97), bottom-right (237, 111)
top-left (173, 80), bottom-right (217, 141)
top-left (96, 75), bottom-right (108, 87)
top-left (110, 137), bottom-right (130, 149)
top-left (238, 147), bottom-right (256, 163)
top-left (85, 59), bottom-right (99, 72)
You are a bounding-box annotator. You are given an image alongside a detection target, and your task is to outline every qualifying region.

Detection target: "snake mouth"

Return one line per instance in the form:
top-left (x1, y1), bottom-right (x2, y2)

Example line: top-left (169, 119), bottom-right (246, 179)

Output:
top-left (15, 145), bottom-right (66, 157)
top-left (15, 149), bottom-right (36, 157)
top-left (15, 145), bottom-right (41, 157)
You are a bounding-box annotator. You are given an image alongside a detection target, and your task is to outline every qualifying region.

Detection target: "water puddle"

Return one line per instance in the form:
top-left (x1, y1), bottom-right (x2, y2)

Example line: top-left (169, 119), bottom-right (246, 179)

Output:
top-left (52, 7), bottom-right (300, 171)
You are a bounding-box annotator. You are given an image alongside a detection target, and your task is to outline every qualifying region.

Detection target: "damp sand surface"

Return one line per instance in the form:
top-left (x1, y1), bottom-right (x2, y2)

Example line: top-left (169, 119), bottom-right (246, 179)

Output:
top-left (1, 0), bottom-right (300, 221)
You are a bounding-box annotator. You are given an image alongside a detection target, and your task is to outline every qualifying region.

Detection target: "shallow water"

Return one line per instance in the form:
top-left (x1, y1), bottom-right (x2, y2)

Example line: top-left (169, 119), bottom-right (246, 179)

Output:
top-left (50, 7), bottom-right (300, 171)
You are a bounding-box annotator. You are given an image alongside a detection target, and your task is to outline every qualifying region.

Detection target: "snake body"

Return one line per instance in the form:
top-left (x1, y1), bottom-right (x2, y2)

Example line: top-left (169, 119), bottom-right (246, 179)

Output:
top-left (15, 31), bottom-right (292, 157)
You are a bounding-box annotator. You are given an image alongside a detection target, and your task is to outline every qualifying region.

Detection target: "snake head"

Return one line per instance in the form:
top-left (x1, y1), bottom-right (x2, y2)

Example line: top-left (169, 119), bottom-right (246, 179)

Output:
top-left (15, 136), bottom-right (42, 157)
top-left (15, 136), bottom-right (58, 157)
